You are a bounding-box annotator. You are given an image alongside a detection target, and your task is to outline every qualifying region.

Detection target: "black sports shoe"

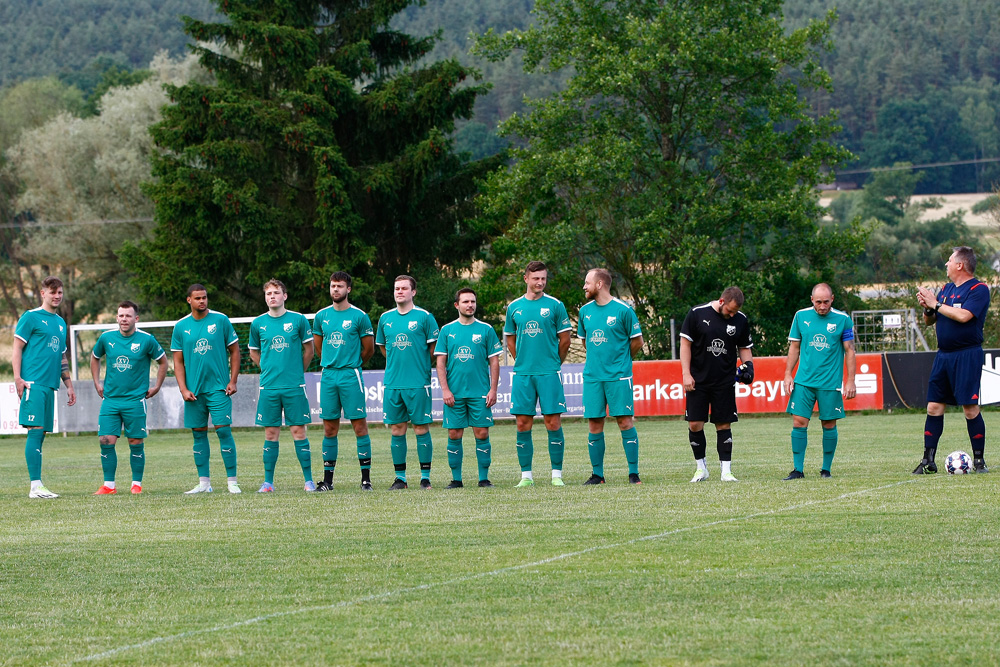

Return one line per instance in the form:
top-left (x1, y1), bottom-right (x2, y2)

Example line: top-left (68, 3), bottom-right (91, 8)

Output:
top-left (445, 480), bottom-right (464, 489)
top-left (419, 478), bottom-right (432, 490)
top-left (315, 481), bottom-right (332, 492)
top-left (974, 459), bottom-right (989, 473)
top-left (478, 479), bottom-right (494, 488)
top-left (819, 469), bottom-right (832, 478)
top-left (628, 473), bottom-right (642, 485)
top-left (360, 480), bottom-right (373, 491)
top-left (912, 459), bottom-right (938, 474)
top-left (389, 478), bottom-right (408, 490)
top-left (583, 474), bottom-right (606, 485)
top-left (782, 470), bottom-right (805, 480)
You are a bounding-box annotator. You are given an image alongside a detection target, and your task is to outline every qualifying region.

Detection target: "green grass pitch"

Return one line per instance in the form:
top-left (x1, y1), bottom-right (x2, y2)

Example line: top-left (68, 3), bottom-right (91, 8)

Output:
top-left (2, 413), bottom-right (999, 665)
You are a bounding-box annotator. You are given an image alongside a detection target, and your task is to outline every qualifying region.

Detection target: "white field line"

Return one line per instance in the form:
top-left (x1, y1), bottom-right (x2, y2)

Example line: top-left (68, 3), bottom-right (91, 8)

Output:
top-left (77, 479), bottom-right (918, 662)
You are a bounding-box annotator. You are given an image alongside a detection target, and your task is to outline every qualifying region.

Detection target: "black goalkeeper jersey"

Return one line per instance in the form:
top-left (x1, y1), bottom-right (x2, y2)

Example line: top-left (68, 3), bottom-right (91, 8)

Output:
top-left (680, 303), bottom-right (753, 388)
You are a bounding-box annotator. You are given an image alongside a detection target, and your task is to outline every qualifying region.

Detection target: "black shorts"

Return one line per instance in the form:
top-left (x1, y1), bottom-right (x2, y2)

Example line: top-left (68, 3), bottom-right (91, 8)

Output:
top-left (685, 384), bottom-right (738, 424)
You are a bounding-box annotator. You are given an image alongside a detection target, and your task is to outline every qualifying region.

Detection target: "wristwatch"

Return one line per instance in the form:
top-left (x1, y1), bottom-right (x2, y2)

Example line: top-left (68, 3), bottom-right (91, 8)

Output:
top-left (935, 302), bottom-right (942, 312)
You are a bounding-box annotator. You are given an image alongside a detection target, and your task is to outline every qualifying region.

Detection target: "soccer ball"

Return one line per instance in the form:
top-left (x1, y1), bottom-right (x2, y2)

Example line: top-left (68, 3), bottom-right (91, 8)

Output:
top-left (945, 450), bottom-right (972, 475)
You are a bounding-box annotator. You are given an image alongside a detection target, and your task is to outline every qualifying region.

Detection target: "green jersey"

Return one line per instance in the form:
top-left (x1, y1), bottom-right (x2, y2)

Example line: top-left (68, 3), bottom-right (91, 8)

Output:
top-left (788, 307), bottom-right (855, 390)
top-left (375, 306), bottom-right (439, 389)
top-left (312, 304), bottom-right (373, 369)
top-left (503, 294), bottom-right (572, 375)
top-left (92, 329), bottom-right (165, 400)
top-left (14, 307), bottom-right (67, 389)
top-left (435, 319), bottom-right (503, 397)
top-left (577, 298), bottom-right (642, 381)
top-left (249, 310), bottom-right (311, 389)
top-left (170, 310), bottom-right (239, 394)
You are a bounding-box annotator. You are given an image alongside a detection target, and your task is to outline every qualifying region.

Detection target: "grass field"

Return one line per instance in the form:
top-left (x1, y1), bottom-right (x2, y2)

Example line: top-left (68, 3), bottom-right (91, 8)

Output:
top-left (3, 413), bottom-right (999, 666)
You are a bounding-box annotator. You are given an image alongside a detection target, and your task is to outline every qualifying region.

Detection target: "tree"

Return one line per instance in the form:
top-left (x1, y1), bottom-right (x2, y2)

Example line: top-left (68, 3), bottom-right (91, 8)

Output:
top-left (473, 0), bottom-right (862, 356)
top-left (120, 0), bottom-right (503, 321)
top-left (1, 53), bottom-right (208, 322)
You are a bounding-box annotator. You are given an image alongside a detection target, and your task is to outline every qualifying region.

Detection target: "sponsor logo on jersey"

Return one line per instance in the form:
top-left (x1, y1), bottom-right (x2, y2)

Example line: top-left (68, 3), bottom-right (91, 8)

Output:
top-left (270, 335), bottom-right (290, 352)
top-left (328, 331), bottom-right (345, 348)
top-left (524, 320), bottom-right (542, 337)
top-left (47, 335), bottom-right (60, 352)
top-left (809, 334), bottom-right (830, 351)
top-left (284, 322), bottom-right (294, 332)
top-left (455, 346), bottom-right (474, 362)
top-left (826, 323), bottom-right (836, 333)
top-left (393, 333), bottom-right (412, 350)
top-left (131, 343), bottom-right (141, 353)
top-left (194, 338), bottom-right (212, 355)
top-left (708, 339), bottom-right (727, 357)
top-left (726, 325), bottom-right (736, 336)
top-left (589, 329), bottom-right (609, 346)
top-left (342, 320), bottom-right (352, 329)
top-left (207, 323), bottom-right (217, 334)
top-left (607, 316), bottom-right (617, 326)
top-left (540, 308), bottom-right (550, 317)
top-left (472, 333), bottom-right (482, 343)
top-left (112, 355), bottom-right (133, 372)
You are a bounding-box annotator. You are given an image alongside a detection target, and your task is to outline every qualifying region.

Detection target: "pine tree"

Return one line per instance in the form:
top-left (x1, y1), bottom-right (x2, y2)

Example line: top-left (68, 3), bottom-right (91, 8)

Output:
top-left (121, 0), bottom-right (499, 317)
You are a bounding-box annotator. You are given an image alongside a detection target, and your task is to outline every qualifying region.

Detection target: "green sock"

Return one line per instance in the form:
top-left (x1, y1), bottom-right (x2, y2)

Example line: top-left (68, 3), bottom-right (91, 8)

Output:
top-left (822, 426), bottom-right (838, 472)
top-left (128, 442), bottom-right (145, 483)
top-left (356, 434), bottom-right (372, 469)
top-left (294, 439), bottom-right (313, 483)
top-left (791, 426), bottom-right (808, 472)
top-left (474, 437), bottom-right (491, 481)
top-left (100, 443), bottom-right (117, 483)
top-left (447, 438), bottom-right (463, 481)
top-left (588, 433), bottom-right (606, 478)
top-left (25, 429), bottom-right (45, 481)
top-left (192, 430), bottom-right (211, 477)
top-left (216, 426), bottom-right (238, 478)
top-left (516, 431), bottom-right (533, 472)
top-left (621, 427), bottom-right (639, 475)
top-left (547, 427), bottom-right (564, 471)
top-left (263, 440), bottom-right (279, 484)
top-left (391, 435), bottom-right (407, 481)
top-left (417, 431), bottom-right (433, 480)
top-left (322, 436), bottom-right (338, 470)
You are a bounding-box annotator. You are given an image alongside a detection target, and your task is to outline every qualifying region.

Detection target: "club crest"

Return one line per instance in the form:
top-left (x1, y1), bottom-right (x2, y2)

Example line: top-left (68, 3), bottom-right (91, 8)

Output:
top-left (726, 325), bottom-right (736, 336)
top-left (408, 321), bottom-right (419, 331)
top-left (472, 333), bottom-right (482, 343)
top-left (540, 308), bottom-right (550, 317)
top-left (207, 323), bottom-right (217, 334)
top-left (607, 316), bottom-right (617, 326)
top-left (827, 323), bottom-right (837, 333)
top-left (131, 343), bottom-right (141, 353)
top-left (283, 322), bottom-right (294, 332)
top-left (342, 320), bottom-right (352, 330)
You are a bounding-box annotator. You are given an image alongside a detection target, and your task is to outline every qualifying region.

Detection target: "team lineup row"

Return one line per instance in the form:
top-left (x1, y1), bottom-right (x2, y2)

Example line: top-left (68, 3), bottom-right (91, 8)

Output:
top-left (13, 248), bottom-right (990, 497)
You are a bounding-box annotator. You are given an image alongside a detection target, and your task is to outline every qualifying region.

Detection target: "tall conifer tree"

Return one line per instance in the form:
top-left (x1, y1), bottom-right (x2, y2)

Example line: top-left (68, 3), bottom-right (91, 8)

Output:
top-left (122, 0), bottom-right (497, 317)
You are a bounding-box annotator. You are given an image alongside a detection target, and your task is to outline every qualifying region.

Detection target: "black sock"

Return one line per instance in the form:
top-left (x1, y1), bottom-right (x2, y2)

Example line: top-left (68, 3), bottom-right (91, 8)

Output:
top-left (689, 429), bottom-right (707, 460)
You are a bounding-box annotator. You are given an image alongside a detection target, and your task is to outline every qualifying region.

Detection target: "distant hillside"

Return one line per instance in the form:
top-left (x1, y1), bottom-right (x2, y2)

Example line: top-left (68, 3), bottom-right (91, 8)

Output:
top-left (0, 0), bottom-right (215, 86)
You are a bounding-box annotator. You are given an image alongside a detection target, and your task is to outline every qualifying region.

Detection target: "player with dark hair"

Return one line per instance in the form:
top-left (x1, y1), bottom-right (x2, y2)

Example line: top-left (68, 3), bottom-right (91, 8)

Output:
top-left (90, 301), bottom-right (168, 494)
top-left (781, 283), bottom-right (856, 479)
top-left (13, 276), bottom-right (77, 498)
top-left (435, 287), bottom-right (502, 488)
top-left (504, 261), bottom-right (573, 486)
top-left (578, 269), bottom-right (644, 484)
top-left (171, 284), bottom-right (243, 494)
top-left (680, 286), bottom-right (754, 482)
top-left (375, 275), bottom-right (440, 489)
top-left (913, 246), bottom-right (991, 473)
top-left (312, 271), bottom-right (375, 491)
top-left (249, 279), bottom-right (316, 492)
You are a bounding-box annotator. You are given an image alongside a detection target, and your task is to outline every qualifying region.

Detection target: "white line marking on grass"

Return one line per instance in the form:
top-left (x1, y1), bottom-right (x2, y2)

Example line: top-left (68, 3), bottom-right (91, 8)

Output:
top-left (77, 479), bottom-right (917, 662)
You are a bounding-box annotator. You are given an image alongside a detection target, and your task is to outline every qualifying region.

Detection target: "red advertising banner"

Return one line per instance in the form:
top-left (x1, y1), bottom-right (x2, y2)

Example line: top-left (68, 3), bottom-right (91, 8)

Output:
top-left (631, 354), bottom-right (883, 416)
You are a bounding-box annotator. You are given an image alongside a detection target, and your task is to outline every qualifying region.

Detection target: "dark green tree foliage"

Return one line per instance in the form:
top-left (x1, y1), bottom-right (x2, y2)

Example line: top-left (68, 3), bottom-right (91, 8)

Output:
top-left (474, 0), bottom-right (863, 357)
top-left (121, 0), bottom-right (500, 319)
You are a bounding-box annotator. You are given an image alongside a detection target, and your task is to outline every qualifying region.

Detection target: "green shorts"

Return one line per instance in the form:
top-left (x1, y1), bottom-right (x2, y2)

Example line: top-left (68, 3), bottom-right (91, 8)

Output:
top-left (786, 384), bottom-right (845, 421)
top-left (583, 378), bottom-right (634, 419)
top-left (320, 367), bottom-right (367, 421)
top-left (19, 382), bottom-right (55, 432)
top-left (183, 389), bottom-right (233, 429)
top-left (510, 372), bottom-right (566, 416)
top-left (256, 386), bottom-right (311, 426)
top-left (98, 397), bottom-right (148, 438)
top-left (443, 396), bottom-right (495, 429)
top-left (383, 386), bottom-right (433, 425)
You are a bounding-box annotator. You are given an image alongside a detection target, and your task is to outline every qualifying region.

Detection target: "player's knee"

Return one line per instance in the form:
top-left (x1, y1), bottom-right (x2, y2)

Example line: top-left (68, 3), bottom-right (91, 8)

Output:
top-left (962, 405), bottom-right (981, 419)
top-left (323, 420), bottom-right (339, 437)
top-left (351, 419), bottom-right (368, 437)
top-left (448, 429), bottom-right (464, 440)
top-left (99, 435), bottom-right (114, 445)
